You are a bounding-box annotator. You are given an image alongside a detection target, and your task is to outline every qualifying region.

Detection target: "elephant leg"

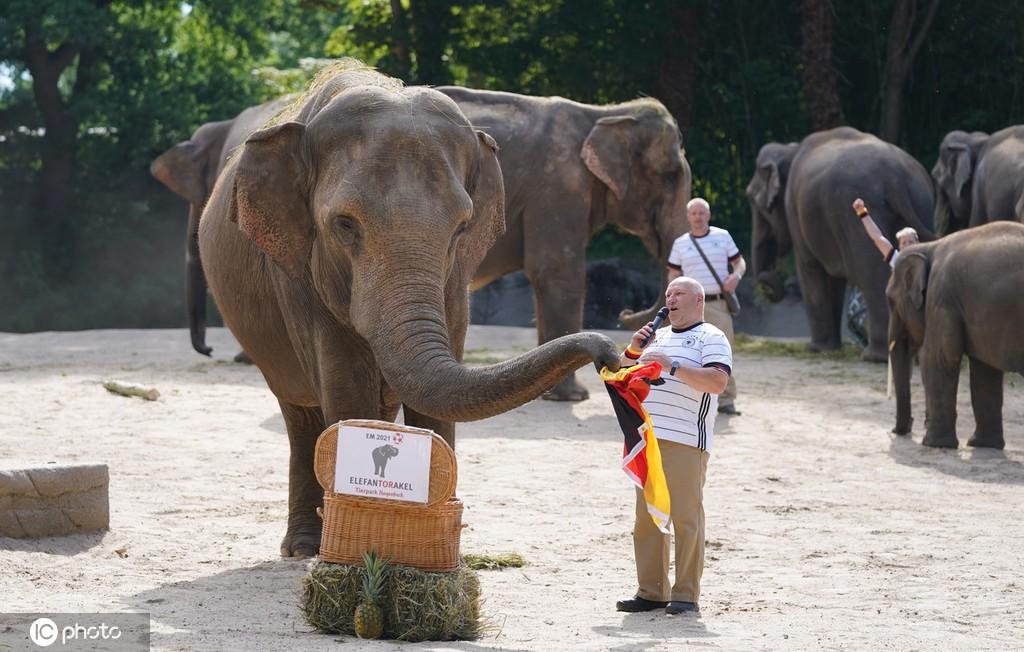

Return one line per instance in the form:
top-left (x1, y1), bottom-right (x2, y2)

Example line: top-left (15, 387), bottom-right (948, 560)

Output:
top-left (525, 242), bottom-right (589, 402)
top-left (795, 254), bottom-right (842, 352)
top-left (278, 400), bottom-right (327, 558)
top-left (860, 279), bottom-right (890, 363)
top-left (967, 357), bottom-right (1005, 449)
top-left (403, 406), bottom-right (454, 450)
top-left (919, 331), bottom-right (962, 448)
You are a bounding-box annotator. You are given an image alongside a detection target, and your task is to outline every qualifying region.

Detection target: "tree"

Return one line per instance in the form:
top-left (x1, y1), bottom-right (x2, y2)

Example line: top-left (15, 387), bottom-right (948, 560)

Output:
top-left (879, 0), bottom-right (941, 142)
top-left (799, 0), bottom-right (845, 130)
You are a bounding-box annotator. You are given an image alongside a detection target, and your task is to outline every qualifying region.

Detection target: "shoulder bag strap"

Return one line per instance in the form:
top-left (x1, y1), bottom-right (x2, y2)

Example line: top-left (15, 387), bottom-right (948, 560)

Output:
top-left (688, 234), bottom-right (727, 293)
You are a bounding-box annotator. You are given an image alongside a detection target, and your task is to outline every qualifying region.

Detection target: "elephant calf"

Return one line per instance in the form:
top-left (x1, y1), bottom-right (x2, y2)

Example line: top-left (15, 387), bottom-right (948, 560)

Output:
top-left (888, 221), bottom-right (1024, 449)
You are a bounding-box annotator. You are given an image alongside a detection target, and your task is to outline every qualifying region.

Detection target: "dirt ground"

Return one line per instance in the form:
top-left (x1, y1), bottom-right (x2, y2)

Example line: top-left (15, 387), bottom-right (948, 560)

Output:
top-left (1, 326), bottom-right (1022, 651)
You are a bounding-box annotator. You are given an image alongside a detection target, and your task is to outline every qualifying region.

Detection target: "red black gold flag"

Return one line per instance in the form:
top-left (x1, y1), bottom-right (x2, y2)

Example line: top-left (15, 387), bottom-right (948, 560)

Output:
top-left (600, 362), bottom-right (671, 533)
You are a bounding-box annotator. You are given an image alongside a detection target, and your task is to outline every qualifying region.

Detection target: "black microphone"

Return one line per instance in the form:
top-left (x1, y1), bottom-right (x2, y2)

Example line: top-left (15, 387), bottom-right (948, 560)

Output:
top-left (640, 307), bottom-right (670, 347)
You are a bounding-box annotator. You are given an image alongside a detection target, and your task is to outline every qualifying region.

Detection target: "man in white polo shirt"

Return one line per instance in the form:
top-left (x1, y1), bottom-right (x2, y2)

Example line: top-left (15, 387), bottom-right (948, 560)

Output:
top-left (666, 197), bottom-right (745, 415)
top-left (615, 276), bottom-right (732, 616)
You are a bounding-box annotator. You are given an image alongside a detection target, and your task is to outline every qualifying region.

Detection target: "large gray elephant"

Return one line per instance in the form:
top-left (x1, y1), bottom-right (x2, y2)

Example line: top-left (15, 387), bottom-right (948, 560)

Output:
top-left (746, 127), bottom-right (935, 361)
top-left (436, 86), bottom-right (691, 401)
top-left (932, 126), bottom-right (1024, 233)
top-left (198, 63), bottom-right (620, 557)
top-left (888, 221), bottom-right (1024, 449)
top-left (151, 96), bottom-right (293, 356)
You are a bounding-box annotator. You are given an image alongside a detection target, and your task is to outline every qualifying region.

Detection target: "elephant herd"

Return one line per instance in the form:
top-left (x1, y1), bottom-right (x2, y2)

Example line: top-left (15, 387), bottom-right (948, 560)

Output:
top-left (152, 60), bottom-right (1022, 556)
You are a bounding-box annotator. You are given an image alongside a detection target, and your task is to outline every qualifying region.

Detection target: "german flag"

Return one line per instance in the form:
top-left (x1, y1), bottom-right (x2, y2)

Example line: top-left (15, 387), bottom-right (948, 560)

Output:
top-left (600, 362), bottom-right (671, 533)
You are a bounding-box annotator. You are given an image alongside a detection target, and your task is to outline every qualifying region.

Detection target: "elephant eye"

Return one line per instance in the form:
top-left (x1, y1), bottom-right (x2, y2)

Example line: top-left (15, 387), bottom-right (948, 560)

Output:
top-left (454, 222), bottom-right (469, 238)
top-left (332, 215), bottom-right (360, 246)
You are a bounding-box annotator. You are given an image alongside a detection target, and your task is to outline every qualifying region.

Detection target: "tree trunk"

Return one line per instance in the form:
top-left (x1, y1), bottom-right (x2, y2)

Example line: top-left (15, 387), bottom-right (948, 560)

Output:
top-left (24, 35), bottom-right (80, 229)
top-left (408, 0), bottom-right (454, 85)
top-left (879, 0), bottom-right (941, 143)
top-left (799, 0), bottom-right (846, 130)
top-left (654, 5), bottom-right (699, 132)
top-left (388, 0), bottom-right (413, 81)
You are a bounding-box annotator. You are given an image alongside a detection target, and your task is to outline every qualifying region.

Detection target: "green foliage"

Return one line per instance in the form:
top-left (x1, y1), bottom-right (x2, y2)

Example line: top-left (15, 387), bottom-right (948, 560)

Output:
top-left (4, 0), bottom-right (1024, 330)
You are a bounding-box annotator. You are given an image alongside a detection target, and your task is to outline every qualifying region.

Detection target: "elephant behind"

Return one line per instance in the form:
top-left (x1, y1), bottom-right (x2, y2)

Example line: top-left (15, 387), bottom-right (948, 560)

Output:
top-left (437, 86), bottom-right (692, 401)
top-left (888, 221), bottom-right (1024, 449)
top-left (151, 96), bottom-right (293, 356)
top-left (198, 62), bottom-right (619, 557)
top-left (746, 127), bottom-right (935, 361)
top-left (932, 126), bottom-right (1024, 233)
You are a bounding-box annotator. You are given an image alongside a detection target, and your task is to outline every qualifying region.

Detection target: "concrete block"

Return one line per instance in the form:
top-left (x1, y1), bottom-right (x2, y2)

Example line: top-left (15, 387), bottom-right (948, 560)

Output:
top-left (0, 464), bottom-right (109, 538)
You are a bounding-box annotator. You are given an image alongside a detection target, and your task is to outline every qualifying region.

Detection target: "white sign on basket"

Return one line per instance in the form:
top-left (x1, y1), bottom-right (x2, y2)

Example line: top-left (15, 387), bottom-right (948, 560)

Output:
top-left (334, 425), bottom-right (432, 503)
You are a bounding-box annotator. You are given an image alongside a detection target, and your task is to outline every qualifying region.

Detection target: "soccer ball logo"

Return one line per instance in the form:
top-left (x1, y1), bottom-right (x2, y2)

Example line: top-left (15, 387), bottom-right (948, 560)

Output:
top-left (392, 433), bottom-right (404, 445)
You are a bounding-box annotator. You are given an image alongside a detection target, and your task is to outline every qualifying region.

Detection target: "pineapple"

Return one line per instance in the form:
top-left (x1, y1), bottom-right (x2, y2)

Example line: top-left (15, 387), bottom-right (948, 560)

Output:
top-left (353, 551), bottom-right (388, 639)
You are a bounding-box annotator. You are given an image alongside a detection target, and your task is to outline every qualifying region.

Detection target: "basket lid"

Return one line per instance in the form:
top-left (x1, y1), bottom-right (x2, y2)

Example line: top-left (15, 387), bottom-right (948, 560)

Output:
top-left (314, 419), bottom-right (457, 506)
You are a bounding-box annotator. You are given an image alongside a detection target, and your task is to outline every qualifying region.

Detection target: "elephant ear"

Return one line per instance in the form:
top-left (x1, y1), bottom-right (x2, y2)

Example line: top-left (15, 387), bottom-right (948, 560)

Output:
top-left (944, 144), bottom-right (974, 198)
top-left (229, 121), bottom-right (313, 280)
top-left (902, 252), bottom-right (930, 312)
top-left (581, 115), bottom-right (638, 201)
top-left (457, 130), bottom-right (506, 281)
top-left (751, 161), bottom-right (782, 210)
top-left (151, 139), bottom-right (207, 205)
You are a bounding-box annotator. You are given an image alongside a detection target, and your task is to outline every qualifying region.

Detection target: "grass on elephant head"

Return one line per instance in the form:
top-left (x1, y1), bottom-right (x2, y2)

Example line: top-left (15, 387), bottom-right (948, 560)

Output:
top-left (733, 333), bottom-right (863, 362)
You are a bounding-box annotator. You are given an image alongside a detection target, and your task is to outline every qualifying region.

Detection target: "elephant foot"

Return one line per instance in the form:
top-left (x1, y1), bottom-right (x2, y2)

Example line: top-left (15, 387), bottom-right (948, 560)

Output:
top-left (967, 432), bottom-right (1005, 450)
top-left (233, 350), bottom-right (254, 365)
top-left (892, 418), bottom-right (913, 436)
top-left (280, 525), bottom-right (322, 559)
top-left (921, 431), bottom-right (959, 449)
top-left (543, 378), bottom-right (589, 402)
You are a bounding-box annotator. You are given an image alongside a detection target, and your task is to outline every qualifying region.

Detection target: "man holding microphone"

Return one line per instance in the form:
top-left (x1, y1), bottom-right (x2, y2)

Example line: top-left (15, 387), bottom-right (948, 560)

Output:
top-left (615, 276), bottom-right (732, 616)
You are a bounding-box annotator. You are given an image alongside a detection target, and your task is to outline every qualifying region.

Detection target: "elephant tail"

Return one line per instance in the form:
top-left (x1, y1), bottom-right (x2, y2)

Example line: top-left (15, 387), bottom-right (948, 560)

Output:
top-left (885, 180), bottom-right (937, 242)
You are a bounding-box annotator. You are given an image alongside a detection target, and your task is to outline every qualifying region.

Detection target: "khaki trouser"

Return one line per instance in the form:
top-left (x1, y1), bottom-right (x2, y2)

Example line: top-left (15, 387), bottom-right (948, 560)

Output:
top-left (703, 297), bottom-right (737, 406)
top-left (633, 440), bottom-right (710, 603)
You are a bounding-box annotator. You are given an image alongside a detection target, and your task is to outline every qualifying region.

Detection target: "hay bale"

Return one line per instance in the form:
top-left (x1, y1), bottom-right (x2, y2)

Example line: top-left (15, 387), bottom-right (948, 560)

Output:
top-left (301, 560), bottom-right (483, 642)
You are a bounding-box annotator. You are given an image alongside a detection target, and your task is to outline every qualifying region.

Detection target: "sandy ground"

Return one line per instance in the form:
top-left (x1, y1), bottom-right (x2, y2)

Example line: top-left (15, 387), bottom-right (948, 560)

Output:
top-left (1, 325), bottom-right (1022, 651)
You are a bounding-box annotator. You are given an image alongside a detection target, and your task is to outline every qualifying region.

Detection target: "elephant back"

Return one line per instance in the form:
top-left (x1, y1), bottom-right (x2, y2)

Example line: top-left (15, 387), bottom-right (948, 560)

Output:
top-left (314, 419), bottom-right (457, 506)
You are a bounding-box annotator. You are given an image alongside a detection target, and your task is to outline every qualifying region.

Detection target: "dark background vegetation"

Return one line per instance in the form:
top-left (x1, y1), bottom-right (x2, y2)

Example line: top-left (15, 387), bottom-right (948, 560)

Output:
top-left (1, 0), bottom-right (1022, 331)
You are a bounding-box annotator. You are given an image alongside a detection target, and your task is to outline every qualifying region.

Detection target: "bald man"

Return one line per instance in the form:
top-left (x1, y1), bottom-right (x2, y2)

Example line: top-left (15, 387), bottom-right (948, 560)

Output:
top-left (616, 276), bottom-right (733, 616)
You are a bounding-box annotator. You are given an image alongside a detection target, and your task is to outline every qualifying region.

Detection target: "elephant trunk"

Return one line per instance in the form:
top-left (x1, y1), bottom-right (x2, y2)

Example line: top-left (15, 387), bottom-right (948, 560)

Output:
top-left (186, 204), bottom-right (212, 356)
top-left (364, 284), bottom-right (620, 422)
top-left (619, 182), bottom-right (688, 331)
top-left (890, 318), bottom-right (914, 435)
top-left (752, 206), bottom-right (785, 303)
top-left (934, 187), bottom-right (955, 235)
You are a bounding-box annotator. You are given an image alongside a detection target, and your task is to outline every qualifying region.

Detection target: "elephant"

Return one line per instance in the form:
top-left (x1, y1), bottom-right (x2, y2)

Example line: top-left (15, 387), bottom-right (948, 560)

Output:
top-left (150, 95), bottom-right (294, 356)
top-left (746, 127), bottom-right (936, 362)
top-left (371, 444), bottom-right (399, 477)
top-left (932, 126), bottom-right (1024, 234)
top-left (197, 62), bottom-right (620, 557)
top-left (436, 86), bottom-right (692, 401)
top-left (888, 221), bottom-right (1024, 449)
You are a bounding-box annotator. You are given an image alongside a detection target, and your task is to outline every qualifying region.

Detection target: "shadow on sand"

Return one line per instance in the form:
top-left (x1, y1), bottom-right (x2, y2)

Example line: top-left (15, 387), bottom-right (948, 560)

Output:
top-left (887, 433), bottom-right (1024, 485)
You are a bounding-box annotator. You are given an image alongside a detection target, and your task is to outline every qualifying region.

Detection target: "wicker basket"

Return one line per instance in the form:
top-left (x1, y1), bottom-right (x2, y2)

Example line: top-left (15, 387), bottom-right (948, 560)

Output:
top-left (314, 420), bottom-right (456, 506)
top-left (318, 494), bottom-right (464, 571)
top-left (314, 419), bottom-right (464, 572)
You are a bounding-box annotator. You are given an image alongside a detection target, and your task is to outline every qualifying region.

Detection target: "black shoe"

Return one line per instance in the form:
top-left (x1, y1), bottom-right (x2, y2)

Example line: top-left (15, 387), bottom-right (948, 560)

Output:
top-left (665, 601), bottom-right (699, 614)
top-left (717, 403), bottom-right (741, 415)
top-left (615, 596), bottom-right (668, 612)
